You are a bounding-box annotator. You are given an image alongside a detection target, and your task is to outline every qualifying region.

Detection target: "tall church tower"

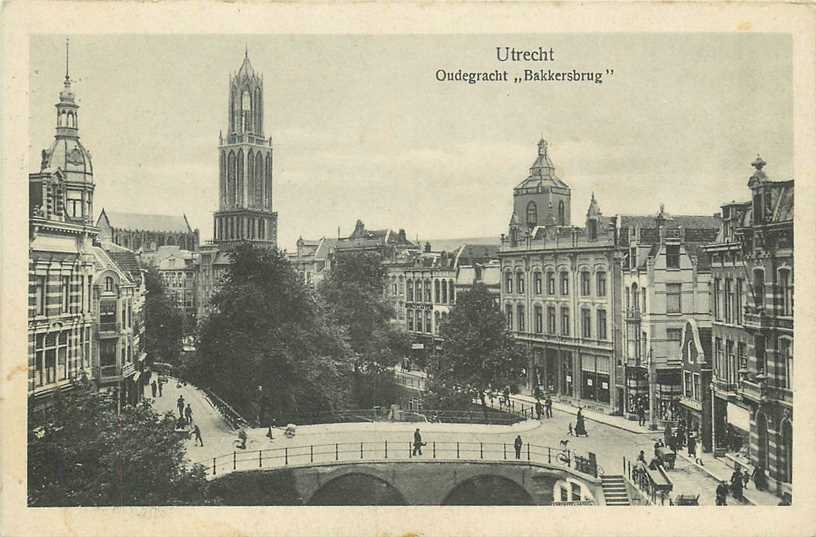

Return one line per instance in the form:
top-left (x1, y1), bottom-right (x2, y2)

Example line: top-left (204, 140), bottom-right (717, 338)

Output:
top-left (509, 138), bottom-right (571, 236)
top-left (213, 50), bottom-right (278, 249)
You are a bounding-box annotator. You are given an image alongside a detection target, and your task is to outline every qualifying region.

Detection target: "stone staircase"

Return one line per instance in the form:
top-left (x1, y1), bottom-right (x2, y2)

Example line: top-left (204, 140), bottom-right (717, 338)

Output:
top-left (601, 475), bottom-right (631, 506)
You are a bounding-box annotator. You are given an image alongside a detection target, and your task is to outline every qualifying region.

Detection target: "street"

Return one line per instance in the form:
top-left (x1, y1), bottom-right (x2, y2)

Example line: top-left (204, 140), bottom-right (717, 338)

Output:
top-left (148, 380), bottom-right (734, 505)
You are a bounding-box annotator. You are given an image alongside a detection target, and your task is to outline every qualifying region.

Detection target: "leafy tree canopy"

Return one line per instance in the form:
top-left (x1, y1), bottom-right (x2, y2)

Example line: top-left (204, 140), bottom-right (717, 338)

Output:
top-left (143, 266), bottom-right (184, 366)
top-left (428, 283), bottom-right (527, 411)
top-left (192, 244), bottom-right (353, 422)
top-left (319, 251), bottom-right (410, 407)
top-left (28, 381), bottom-right (209, 506)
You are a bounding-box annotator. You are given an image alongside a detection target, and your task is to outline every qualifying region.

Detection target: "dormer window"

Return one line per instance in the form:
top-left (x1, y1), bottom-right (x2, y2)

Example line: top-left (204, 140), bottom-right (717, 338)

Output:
top-left (588, 220), bottom-right (598, 240)
top-left (104, 276), bottom-right (114, 293)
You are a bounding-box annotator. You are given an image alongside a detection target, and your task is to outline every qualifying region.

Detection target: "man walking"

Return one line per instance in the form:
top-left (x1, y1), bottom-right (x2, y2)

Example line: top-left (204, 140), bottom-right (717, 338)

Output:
top-left (151, 380), bottom-right (157, 399)
top-left (177, 395), bottom-right (185, 418)
top-left (184, 403), bottom-right (193, 425)
top-left (413, 428), bottom-right (424, 456)
top-left (514, 435), bottom-right (523, 459)
top-left (637, 404), bottom-right (646, 427)
top-left (157, 378), bottom-right (163, 397)
top-left (192, 424), bottom-right (204, 447)
top-left (545, 396), bottom-right (553, 418)
top-left (535, 400), bottom-right (542, 420)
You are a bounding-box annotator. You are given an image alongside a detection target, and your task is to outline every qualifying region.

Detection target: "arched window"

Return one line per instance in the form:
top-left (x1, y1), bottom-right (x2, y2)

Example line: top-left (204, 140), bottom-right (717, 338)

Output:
top-left (255, 152), bottom-right (264, 208)
top-left (558, 200), bottom-right (566, 225)
top-left (449, 281), bottom-right (455, 304)
top-left (255, 87), bottom-right (263, 134)
top-left (756, 412), bottom-right (769, 470)
top-left (247, 149), bottom-right (255, 208)
top-left (434, 280), bottom-right (440, 303)
top-left (265, 154), bottom-right (272, 208)
top-left (104, 277), bottom-right (114, 293)
top-left (219, 151), bottom-right (226, 207)
top-left (407, 280), bottom-right (414, 302)
top-left (227, 151), bottom-right (237, 207)
top-left (424, 280), bottom-right (431, 303)
top-left (526, 201), bottom-right (538, 227)
top-left (779, 268), bottom-right (792, 316)
top-left (241, 90), bottom-right (251, 132)
top-left (588, 220), bottom-right (598, 240)
top-left (237, 149), bottom-right (244, 206)
top-left (441, 279), bottom-right (448, 303)
top-left (434, 311), bottom-right (440, 334)
top-left (781, 419), bottom-right (792, 483)
top-left (505, 271), bottom-right (513, 294)
top-left (516, 272), bottom-right (525, 294)
top-left (753, 269), bottom-right (765, 308)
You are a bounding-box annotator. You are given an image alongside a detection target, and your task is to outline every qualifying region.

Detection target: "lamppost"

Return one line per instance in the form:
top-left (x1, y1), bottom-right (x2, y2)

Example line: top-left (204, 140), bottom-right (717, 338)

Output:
top-left (648, 347), bottom-right (658, 431)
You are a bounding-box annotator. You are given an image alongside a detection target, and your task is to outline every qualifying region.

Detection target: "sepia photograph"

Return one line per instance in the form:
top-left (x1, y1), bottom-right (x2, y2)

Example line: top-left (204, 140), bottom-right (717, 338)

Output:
top-left (3, 2), bottom-right (815, 537)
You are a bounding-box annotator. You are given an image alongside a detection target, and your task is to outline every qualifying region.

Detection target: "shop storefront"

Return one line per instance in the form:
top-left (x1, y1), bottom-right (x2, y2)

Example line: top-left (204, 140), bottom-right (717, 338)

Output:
top-left (580, 355), bottom-right (610, 404)
top-left (655, 369), bottom-right (681, 421)
top-left (625, 365), bottom-right (648, 416)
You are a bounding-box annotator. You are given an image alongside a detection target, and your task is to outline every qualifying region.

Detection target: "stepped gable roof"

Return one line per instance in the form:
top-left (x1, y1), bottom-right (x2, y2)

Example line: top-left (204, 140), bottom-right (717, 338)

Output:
top-left (100, 209), bottom-right (193, 234)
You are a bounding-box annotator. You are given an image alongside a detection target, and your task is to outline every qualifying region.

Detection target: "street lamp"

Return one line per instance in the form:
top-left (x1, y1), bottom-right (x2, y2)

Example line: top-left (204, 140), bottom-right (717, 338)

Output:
top-left (648, 347), bottom-right (658, 431)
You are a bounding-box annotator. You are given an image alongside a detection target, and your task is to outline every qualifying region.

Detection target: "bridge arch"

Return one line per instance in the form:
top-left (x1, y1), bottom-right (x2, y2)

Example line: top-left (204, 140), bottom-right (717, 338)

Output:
top-left (441, 474), bottom-right (535, 506)
top-left (307, 471), bottom-right (407, 506)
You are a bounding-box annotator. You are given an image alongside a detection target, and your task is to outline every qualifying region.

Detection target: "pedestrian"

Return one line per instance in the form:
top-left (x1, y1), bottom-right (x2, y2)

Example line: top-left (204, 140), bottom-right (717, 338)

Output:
top-left (716, 481), bottom-right (729, 506)
top-left (752, 464), bottom-right (768, 491)
top-left (503, 386), bottom-right (511, 407)
top-left (692, 437), bottom-right (703, 466)
top-left (535, 401), bottom-right (542, 420)
top-left (637, 450), bottom-right (647, 465)
top-left (185, 403), bottom-right (193, 425)
top-left (413, 428), bottom-right (424, 456)
top-left (192, 424), bottom-right (204, 446)
top-left (545, 396), bottom-right (553, 418)
top-left (568, 422), bottom-right (574, 436)
top-left (575, 408), bottom-right (588, 437)
top-left (514, 435), bottom-right (523, 459)
top-left (151, 380), bottom-right (157, 398)
top-left (687, 431), bottom-right (696, 458)
top-left (731, 467), bottom-right (744, 501)
top-left (177, 395), bottom-right (185, 418)
top-left (637, 405), bottom-right (646, 427)
top-left (663, 423), bottom-right (672, 448)
top-left (157, 378), bottom-right (163, 397)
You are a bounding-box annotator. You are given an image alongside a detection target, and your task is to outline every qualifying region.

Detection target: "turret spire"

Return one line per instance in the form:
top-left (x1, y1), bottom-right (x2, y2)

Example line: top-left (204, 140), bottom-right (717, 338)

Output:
top-left (65, 37), bottom-right (70, 81)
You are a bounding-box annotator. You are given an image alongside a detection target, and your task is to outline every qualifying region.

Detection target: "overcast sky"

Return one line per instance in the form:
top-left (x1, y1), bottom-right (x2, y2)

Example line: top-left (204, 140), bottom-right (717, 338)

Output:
top-left (30, 34), bottom-right (792, 251)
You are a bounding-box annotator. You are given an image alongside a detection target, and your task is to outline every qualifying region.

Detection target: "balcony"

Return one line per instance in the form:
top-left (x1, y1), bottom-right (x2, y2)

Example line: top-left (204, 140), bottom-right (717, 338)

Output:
top-left (738, 376), bottom-right (767, 404)
top-left (712, 378), bottom-right (739, 398)
top-left (97, 321), bottom-right (121, 338)
top-left (99, 364), bottom-right (121, 380)
top-left (743, 305), bottom-right (771, 332)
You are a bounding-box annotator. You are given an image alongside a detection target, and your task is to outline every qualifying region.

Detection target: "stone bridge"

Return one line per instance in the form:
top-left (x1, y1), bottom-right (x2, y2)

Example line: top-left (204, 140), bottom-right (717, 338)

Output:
top-left (208, 460), bottom-right (605, 506)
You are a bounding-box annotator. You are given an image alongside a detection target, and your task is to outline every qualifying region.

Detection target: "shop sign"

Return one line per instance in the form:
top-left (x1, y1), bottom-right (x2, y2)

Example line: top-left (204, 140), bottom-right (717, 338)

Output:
top-left (727, 402), bottom-right (751, 431)
top-left (411, 343), bottom-right (424, 350)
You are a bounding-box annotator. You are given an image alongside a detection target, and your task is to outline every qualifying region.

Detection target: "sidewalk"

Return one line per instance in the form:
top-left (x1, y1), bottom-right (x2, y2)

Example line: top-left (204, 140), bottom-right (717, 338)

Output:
top-left (673, 449), bottom-right (781, 506)
top-left (508, 393), bottom-right (654, 435)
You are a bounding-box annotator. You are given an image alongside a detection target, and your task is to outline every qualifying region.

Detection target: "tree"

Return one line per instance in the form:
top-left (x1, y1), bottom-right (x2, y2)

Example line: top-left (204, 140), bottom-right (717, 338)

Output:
top-left (192, 244), bottom-right (353, 422)
top-left (28, 380), bottom-right (209, 506)
top-left (319, 251), bottom-right (410, 408)
top-left (428, 283), bottom-right (527, 417)
top-left (143, 266), bottom-right (184, 366)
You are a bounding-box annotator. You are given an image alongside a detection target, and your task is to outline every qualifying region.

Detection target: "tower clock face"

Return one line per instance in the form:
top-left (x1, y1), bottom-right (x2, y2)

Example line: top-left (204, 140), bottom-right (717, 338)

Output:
top-left (67, 147), bottom-right (84, 166)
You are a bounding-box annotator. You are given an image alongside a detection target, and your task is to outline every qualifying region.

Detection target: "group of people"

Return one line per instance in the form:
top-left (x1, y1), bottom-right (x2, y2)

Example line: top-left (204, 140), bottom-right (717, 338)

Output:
top-left (534, 397), bottom-right (553, 420)
top-left (150, 376), bottom-right (166, 398)
top-left (175, 394), bottom-right (203, 446)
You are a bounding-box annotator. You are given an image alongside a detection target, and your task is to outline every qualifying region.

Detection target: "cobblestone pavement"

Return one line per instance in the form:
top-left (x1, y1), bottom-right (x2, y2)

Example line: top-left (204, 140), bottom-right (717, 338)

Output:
top-left (147, 381), bottom-right (740, 506)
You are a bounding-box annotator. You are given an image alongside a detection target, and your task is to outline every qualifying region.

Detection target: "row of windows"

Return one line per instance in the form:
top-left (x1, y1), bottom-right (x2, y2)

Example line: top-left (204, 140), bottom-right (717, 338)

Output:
top-left (504, 270), bottom-right (607, 298)
top-left (406, 309), bottom-right (449, 334)
top-left (625, 283), bottom-right (682, 315)
top-left (32, 274), bottom-right (95, 317)
top-left (525, 200), bottom-right (567, 227)
top-left (32, 328), bottom-right (91, 388)
top-left (505, 303), bottom-right (608, 340)
top-left (216, 215), bottom-right (269, 241)
top-left (220, 149), bottom-right (271, 209)
top-left (405, 278), bottom-right (455, 304)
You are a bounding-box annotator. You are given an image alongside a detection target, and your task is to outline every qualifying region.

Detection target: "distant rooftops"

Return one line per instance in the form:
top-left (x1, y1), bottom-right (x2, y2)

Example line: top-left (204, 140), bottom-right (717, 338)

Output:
top-left (98, 209), bottom-right (195, 234)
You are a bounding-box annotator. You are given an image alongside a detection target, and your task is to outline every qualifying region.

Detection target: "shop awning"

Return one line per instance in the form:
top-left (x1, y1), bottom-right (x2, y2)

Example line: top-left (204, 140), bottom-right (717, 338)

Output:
top-left (727, 402), bottom-right (751, 431)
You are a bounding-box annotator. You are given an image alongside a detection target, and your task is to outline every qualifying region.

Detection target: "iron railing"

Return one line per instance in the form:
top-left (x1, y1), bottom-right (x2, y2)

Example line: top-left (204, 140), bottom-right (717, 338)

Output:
top-left (196, 440), bottom-right (598, 480)
top-left (622, 456), bottom-right (674, 505)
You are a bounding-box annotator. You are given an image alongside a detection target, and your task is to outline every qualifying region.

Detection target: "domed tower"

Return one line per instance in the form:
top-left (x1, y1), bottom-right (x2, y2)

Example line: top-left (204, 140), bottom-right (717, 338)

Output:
top-left (36, 40), bottom-right (95, 224)
top-left (510, 138), bottom-right (571, 234)
top-left (214, 49), bottom-right (277, 248)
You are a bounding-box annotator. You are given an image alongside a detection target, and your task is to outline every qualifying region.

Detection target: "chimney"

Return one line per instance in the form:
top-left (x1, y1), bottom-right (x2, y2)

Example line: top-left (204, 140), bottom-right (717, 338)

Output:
top-left (424, 241), bottom-right (431, 253)
top-left (398, 229), bottom-right (406, 242)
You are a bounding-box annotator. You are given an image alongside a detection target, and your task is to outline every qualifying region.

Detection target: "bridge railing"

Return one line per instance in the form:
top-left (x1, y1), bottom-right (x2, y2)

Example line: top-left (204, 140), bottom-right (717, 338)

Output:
top-left (268, 408), bottom-right (524, 426)
top-left (195, 440), bottom-right (598, 480)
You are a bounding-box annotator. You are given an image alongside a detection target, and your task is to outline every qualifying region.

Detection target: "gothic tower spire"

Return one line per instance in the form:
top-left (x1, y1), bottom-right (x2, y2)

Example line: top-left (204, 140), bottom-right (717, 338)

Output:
top-left (214, 50), bottom-right (277, 249)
